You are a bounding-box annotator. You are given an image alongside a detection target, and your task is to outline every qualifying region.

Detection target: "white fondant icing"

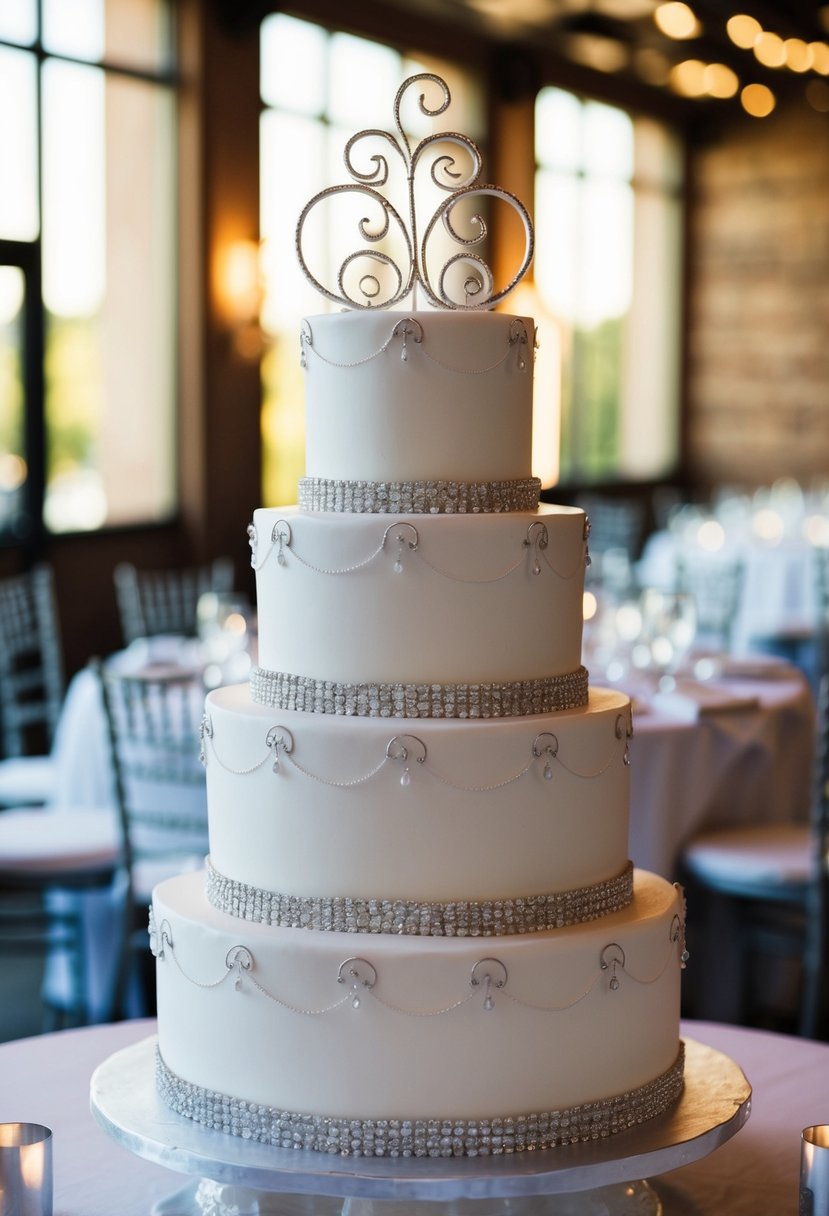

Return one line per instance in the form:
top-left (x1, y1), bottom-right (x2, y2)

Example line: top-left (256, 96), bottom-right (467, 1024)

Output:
top-left (154, 870), bottom-right (684, 1122)
top-left (302, 311), bottom-right (535, 484)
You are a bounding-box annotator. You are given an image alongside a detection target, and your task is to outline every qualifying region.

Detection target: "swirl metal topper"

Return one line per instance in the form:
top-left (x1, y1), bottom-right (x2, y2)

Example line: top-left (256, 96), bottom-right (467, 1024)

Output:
top-left (296, 73), bottom-right (534, 311)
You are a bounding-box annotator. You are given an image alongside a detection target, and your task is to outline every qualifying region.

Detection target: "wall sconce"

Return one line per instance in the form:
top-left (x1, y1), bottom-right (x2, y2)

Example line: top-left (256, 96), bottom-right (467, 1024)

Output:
top-left (215, 238), bottom-right (267, 360)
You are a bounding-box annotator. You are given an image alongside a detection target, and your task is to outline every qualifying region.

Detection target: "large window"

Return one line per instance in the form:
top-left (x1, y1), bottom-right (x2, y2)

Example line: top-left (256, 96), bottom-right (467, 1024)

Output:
top-left (0, 0), bottom-right (177, 539)
top-left (535, 88), bottom-right (683, 485)
top-left (259, 13), bottom-right (482, 506)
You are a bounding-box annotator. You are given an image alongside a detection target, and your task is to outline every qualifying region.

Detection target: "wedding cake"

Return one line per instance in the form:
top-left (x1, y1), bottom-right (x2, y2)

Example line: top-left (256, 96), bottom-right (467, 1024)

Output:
top-left (150, 74), bottom-right (686, 1158)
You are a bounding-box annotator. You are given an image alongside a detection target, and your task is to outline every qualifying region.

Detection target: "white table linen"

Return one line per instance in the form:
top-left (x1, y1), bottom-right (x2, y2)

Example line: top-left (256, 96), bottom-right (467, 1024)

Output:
top-left (0, 1018), bottom-right (823, 1216)
top-left (626, 662), bottom-right (815, 876)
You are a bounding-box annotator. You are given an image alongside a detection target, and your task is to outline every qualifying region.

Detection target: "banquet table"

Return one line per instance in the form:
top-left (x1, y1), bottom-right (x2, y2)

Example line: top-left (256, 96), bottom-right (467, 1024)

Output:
top-left (0, 1017), bottom-right (824, 1216)
top-left (624, 659), bottom-right (815, 877)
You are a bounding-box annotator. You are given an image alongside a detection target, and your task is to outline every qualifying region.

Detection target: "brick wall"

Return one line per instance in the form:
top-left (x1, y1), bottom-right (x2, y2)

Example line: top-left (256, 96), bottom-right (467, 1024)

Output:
top-left (687, 101), bottom-right (829, 491)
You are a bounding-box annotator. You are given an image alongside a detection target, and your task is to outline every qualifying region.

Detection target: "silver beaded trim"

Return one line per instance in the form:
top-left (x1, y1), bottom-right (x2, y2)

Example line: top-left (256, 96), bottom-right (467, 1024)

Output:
top-left (156, 1043), bottom-right (685, 1157)
top-left (297, 477), bottom-right (542, 515)
top-left (205, 858), bottom-right (634, 936)
top-left (249, 667), bottom-right (589, 718)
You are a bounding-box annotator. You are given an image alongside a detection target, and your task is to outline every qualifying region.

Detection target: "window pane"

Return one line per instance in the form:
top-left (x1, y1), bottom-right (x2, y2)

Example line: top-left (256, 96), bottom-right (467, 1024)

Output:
top-left (535, 85), bottom-right (680, 484)
top-left (261, 110), bottom-right (327, 327)
top-left (42, 0), bottom-right (170, 69)
top-left (0, 47), bottom-right (38, 241)
top-left (261, 14), bottom-right (326, 113)
top-left (634, 116), bottom-right (684, 189)
top-left (328, 33), bottom-right (401, 127)
top-left (535, 88), bottom-right (581, 170)
top-left (583, 101), bottom-right (633, 178)
top-left (0, 267), bottom-right (27, 532)
top-left (42, 61), bottom-right (105, 317)
top-left (42, 64), bottom-right (176, 531)
top-left (0, 0), bottom-right (36, 45)
top-left (43, 0), bottom-right (105, 61)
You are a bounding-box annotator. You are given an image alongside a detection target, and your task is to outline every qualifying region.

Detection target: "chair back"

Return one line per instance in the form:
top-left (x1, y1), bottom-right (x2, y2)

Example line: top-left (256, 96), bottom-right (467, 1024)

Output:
top-left (96, 660), bottom-right (209, 884)
top-left (576, 494), bottom-right (645, 564)
top-left (0, 565), bottom-right (65, 758)
top-left (674, 553), bottom-right (744, 651)
top-left (114, 557), bottom-right (234, 645)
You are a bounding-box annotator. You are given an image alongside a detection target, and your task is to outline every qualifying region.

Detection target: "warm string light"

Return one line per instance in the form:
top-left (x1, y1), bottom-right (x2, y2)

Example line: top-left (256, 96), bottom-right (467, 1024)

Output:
top-left (656, 5), bottom-right (826, 114)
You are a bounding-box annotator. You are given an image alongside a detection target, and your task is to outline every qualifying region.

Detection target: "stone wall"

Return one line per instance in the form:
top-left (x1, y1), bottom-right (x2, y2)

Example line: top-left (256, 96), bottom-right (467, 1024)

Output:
top-left (686, 101), bottom-right (829, 491)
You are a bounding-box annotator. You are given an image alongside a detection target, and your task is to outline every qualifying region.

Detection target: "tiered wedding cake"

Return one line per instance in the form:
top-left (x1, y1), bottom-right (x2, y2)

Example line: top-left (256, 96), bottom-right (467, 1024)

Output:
top-left (150, 75), bottom-right (686, 1158)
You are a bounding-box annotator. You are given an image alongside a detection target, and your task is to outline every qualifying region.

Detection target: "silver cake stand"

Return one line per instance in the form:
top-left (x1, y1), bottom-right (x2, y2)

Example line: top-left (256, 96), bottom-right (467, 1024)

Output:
top-left (90, 1036), bottom-right (750, 1216)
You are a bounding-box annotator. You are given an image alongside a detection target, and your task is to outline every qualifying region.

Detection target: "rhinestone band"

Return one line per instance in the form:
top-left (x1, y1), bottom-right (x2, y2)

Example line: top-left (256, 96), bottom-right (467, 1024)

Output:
top-left (249, 667), bottom-right (589, 718)
top-left (205, 858), bottom-right (634, 936)
top-left (156, 1043), bottom-right (685, 1158)
top-left (298, 477), bottom-right (542, 515)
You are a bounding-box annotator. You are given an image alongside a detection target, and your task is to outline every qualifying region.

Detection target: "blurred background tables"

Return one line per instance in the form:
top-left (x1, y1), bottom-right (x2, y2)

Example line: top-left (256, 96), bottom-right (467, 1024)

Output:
top-left (625, 657), bottom-right (815, 879)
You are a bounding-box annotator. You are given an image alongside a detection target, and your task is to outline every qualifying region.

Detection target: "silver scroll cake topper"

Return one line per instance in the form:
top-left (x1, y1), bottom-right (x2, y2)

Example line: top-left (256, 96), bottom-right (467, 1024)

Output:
top-left (295, 73), bottom-right (534, 311)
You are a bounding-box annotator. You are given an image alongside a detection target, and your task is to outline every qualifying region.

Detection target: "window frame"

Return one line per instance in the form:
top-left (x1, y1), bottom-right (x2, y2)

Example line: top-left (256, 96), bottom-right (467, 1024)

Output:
top-left (0, 10), bottom-right (180, 548)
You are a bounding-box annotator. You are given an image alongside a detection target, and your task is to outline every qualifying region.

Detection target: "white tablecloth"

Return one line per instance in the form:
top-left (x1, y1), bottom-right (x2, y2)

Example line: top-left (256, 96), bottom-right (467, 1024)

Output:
top-left (627, 662), bottom-right (815, 876)
top-left (0, 1018), bottom-right (823, 1216)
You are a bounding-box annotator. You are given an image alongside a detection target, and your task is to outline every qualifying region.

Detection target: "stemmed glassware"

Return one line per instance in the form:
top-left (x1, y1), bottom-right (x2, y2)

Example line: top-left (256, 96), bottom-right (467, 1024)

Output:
top-left (639, 589), bottom-right (697, 692)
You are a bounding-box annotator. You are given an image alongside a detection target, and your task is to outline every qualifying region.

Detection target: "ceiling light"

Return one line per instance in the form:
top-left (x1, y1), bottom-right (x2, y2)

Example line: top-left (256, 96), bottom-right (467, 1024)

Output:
top-left (669, 58), bottom-right (707, 96)
top-left (753, 31), bottom-right (785, 68)
top-left (783, 38), bottom-right (813, 72)
top-left (811, 42), bottom-right (829, 74)
top-left (654, 2), bottom-right (700, 39)
top-left (741, 82), bottom-right (776, 116)
top-left (703, 63), bottom-right (739, 98)
top-left (726, 13), bottom-right (762, 49)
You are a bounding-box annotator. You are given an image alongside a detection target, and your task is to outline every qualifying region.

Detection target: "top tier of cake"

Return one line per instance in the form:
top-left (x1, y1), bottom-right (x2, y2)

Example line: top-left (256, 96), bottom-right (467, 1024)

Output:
top-left (300, 310), bottom-right (536, 492)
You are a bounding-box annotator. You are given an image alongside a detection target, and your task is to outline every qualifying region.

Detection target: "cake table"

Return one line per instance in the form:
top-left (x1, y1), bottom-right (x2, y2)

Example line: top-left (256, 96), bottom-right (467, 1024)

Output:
top-left (90, 1035), bottom-right (750, 1216)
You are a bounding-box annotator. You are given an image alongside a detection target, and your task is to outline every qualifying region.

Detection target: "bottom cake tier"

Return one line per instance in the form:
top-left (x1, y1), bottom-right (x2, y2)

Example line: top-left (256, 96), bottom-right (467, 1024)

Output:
top-left (151, 870), bottom-right (686, 1156)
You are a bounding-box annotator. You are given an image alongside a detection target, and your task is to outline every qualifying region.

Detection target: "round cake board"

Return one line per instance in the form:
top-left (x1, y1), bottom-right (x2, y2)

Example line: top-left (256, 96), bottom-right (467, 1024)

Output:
top-left (90, 1036), bottom-right (750, 1216)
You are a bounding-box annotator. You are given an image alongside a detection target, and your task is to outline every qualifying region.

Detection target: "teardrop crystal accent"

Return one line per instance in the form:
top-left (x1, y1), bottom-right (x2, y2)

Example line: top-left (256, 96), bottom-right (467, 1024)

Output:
top-left (235, 976), bottom-right (243, 991)
top-left (533, 559), bottom-right (541, 575)
top-left (484, 993), bottom-right (494, 1011)
top-left (400, 767), bottom-right (411, 788)
top-left (609, 975), bottom-right (620, 992)
top-left (352, 994), bottom-right (361, 1009)
top-left (544, 763), bottom-right (553, 781)
top-left (393, 558), bottom-right (403, 573)
top-left (277, 551), bottom-right (287, 567)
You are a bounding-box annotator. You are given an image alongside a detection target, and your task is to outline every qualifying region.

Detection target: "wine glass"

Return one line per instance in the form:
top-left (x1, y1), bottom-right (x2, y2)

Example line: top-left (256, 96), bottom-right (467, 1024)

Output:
top-left (197, 591), bottom-right (252, 687)
top-left (640, 589), bottom-right (697, 692)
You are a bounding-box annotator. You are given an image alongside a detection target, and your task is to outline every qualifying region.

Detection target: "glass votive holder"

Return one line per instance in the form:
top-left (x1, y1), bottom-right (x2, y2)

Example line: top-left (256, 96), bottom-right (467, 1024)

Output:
top-left (0, 1123), bottom-right (52, 1215)
top-left (801, 1125), bottom-right (829, 1215)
